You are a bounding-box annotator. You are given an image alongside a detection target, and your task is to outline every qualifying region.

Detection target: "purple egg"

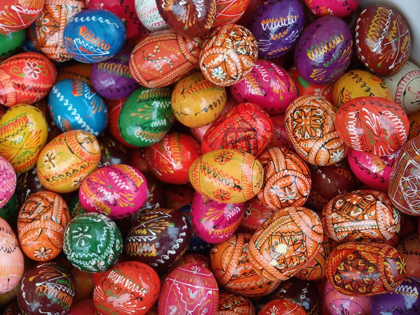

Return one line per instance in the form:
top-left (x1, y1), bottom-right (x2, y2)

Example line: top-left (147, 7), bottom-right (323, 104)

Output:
top-left (294, 16), bottom-right (353, 84)
top-left (249, 0), bottom-right (305, 59)
top-left (91, 46), bottom-right (137, 100)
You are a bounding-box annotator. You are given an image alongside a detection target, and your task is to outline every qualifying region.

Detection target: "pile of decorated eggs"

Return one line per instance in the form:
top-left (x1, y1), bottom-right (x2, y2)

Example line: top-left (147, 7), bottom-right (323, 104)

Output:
top-left (1, 0), bottom-right (420, 314)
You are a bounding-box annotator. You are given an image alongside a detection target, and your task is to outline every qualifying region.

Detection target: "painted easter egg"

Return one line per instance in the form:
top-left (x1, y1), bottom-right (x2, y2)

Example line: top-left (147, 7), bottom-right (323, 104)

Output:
top-left (37, 130), bottom-right (101, 194)
top-left (249, 0), bottom-right (305, 59)
top-left (241, 197), bottom-right (274, 233)
top-left (57, 63), bottom-right (93, 86)
top-left (332, 70), bottom-right (394, 109)
top-left (249, 206), bottom-right (323, 281)
top-left (35, 0), bottom-right (86, 62)
top-left (97, 136), bottom-right (131, 168)
top-left (210, 233), bottom-right (280, 297)
top-left (397, 233), bottom-right (420, 280)
top-left (189, 149), bottom-right (264, 203)
top-left (165, 184), bottom-right (195, 210)
top-left (17, 191), bottom-right (70, 261)
top-left (79, 164), bottom-right (148, 219)
top-left (49, 79), bottom-right (107, 136)
top-left (159, 263), bottom-right (219, 314)
top-left (355, 6), bottom-right (411, 77)
top-left (348, 149), bottom-right (397, 192)
top-left (0, 52), bottom-right (57, 107)
top-left (285, 95), bottom-right (348, 166)
top-left (129, 32), bottom-right (202, 88)
top-left (217, 292), bottom-right (255, 314)
top-left (63, 213), bottom-right (123, 273)
top-left (71, 269), bottom-right (94, 302)
top-left (63, 9), bottom-right (126, 63)
top-left (336, 97), bottom-right (409, 156)
top-left (93, 261), bottom-right (160, 315)
top-left (384, 61), bottom-right (420, 115)
top-left (125, 208), bottom-right (191, 271)
top-left (135, 0), bottom-right (168, 32)
top-left (231, 61), bottom-right (297, 115)
top-left (326, 242), bottom-right (406, 296)
top-left (171, 253), bottom-right (211, 271)
top-left (156, 0), bottom-right (216, 37)
top-left (303, 0), bottom-right (360, 18)
top-left (68, 299), bottom-right (96, 315)
top-left (0, 219), bottom-right (24, 294)
top-left (0, 0), bottom-right (44, 35)
top-left (200, 24), bottom-right (258, 87)
top-left (213, 0), bottom-right (249, 28)
top-left (191, 192), bottom-right (245, 244)
top-left (0, 156), bottom-right (16, 209)
top-left (294, 16), bottom-right (353, 84)
top-left (201, 103), bottom-right (273, 157)
top-left (257, 146), bottom-right (311, 210)
top-left (0, 29), bottom-right (26, 60)
top-left (145, 133), bottom-right (200, 184)
top-left (259, 299), bottom-right (307, 315)
top-left (107, 98), bottom-right (137, 148)
top-left (18, 262), bottom-right (76, 315)
top-left (119, 87), bottom-right (174, 147)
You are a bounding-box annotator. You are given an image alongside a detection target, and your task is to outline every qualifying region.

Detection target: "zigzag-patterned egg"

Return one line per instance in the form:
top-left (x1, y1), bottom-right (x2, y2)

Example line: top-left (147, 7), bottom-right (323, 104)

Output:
top-left (57, 63), bottom-right (93, 86)
top-left (0, 0), bottom-right (44, 35)
top-left (135, 0), bottom-right (168, 32)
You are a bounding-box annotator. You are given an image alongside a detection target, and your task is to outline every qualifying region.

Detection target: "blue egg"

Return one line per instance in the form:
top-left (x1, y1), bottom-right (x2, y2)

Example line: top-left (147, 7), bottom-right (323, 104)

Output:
top-left (63, 9), bottom-right (126, 63)
top-left (49, 79), bottom-right (108, 136)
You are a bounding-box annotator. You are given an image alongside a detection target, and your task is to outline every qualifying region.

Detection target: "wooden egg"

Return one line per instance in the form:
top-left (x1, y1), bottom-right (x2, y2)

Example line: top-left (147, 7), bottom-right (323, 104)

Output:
top-left (210, 233), bottom-right (280, 297)
top-left (336, 97), bottom-right (409, 156)
top-left (217, 292), bottom-right (255, 314)
top-left (107, 98), bottom-right (137, 148)
top-left (170, 253), bottom-right (211, 271)
top-left (303, 0), bottom-right (360, 18)
top-left (249, 207), bottom-right (323, 281)
top-left (135, 0), bottom-right (168, 32)
top-left (326, 242), bottom-right (406, 296)
top-left (0, 156), bottom-right (16, 209)
top-left (0, 0), bottom-right (44, 35)
top-left (56, 63), bottom-right (93, 86)
top-left (0, 52), bottom-right (57, 107)
top-left (396, 233), bottom-right (420, 280)
top-left (189, 149), bottom-right (264, 204)
top-left (213, 0), bottom-right (249, 28)
top-left (355, 6), bottom-right (411, 77)
top-left (36, 130), bottom-right (101, 194)
top-left (71, 269), bottom-right (94, 303)
top-left (259, 299), bottom-right (307, 315)
top-left (201, 103), bottom-right (273, 157)
top-left (285, 95), bottom-right (348, 166)
top-left (241, 197), bottom-right (274, 233)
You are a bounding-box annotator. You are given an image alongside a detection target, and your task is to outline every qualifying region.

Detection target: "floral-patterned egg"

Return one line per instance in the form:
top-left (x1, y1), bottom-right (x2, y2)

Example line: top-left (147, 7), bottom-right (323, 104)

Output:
top-left (107, 98), bottom-right (137, 148)
top-left (327, 242), bottom-right (406, 296)
top-left (332, 70), bottom-right (394, 109)
top-left (241, 197), bottom-right (274, 233)
top-left (63, 9), bottom-right (126, 63)
top-left (35, 0), bottom-right (85, 62)
top-left (200, 24), bottom-right (258, 87)
top-left (336, 97), bottom-right (409, 156)
top-left (355, 6), bottom-right (411, 77)
top-left (63, 213), bottom-right (123, 273)
top-left (249, 206), bottom-right (323, 281)
top-left (129, 32), bottom-right (202, 88)
top-left (0, 52), bottom-right (57, 107)
top-left (213, 0), bottom-right (249, 28)
top-left (97, 136), bottom-right (131, 168)
top-left (0, 218), bottom-right (24, 294)
top-left (135, 0), bottom-right (168, 32)
top-left (303, 0), bottom-right (360, 18)
top-left (125, 208), bottom-right (191, 271)
top-left (259, 299), bottom-right (307, 315)
top-left (397, 233), bottom-right (420, 280)
top-left (17, 191), bottom-right (71, 261)
top-left (231, 61), bottom-right (297, 115)
top-left (68, 298), bottom-right (96, 315)
top-left (0, 0), bottom-right (44, 35)
top-left (257, 147), bottom-right (311, 210)
top-left (18, 262), bottom-right (76, 315)
top-left (93, 261), bottom-right (160, 315)
top-left (191, 192), bottom-right (245, 244)
top-left (189, 149), bottom-right (264, 203)
top-left (159, 263), bottom-right (219, 314)
top-left (210, 233), bottom-right (280, 297)
top-left (37, 130), bottom-right (101, 194)
top-left (0, 29), bottom-right (26, 60)
top-left (49, 79), bottom-right (108, 136)
top-left (384, 61), bottom-right (420, 115)
top-left (294, 16), bottom-right (353, 84)
top-left (249, 0), bottom-right (305, 59)
top-left (201, 103), bottom-right (273, 157)
top-left (56, 63), bottom-right (93, 86)
top-left (0, 156), bottom-right (16, 209)
top-left (217, 292), bottom-right (255, 314)
top-left (285, 95), bottom-right (348, 166)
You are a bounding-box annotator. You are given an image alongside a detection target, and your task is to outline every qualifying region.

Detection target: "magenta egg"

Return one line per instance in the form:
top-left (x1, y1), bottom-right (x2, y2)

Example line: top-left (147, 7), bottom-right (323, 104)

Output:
top-left (0, 156), bottom-right (16, 208)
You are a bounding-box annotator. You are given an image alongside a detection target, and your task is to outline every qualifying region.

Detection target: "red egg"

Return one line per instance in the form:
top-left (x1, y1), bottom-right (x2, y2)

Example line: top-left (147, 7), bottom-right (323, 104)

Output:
top-left (107, 98), bottom-right (137, 149)
top-left (68, 298), bottom-right (96, 315)
top-left (241, 197), bottom-right (275, 233)
top-left (267, 114), bottom-right (294, 150)
top-left (165, 184), bottom-right (195, 211)
top-left (217, 292), bottom-right (255, 314)
top-left (213, 0), bottom-right (250, 28)
top-left (259, 299), bottom-right (307, 315)
top-left (0, 0), bottom-right (44, 35)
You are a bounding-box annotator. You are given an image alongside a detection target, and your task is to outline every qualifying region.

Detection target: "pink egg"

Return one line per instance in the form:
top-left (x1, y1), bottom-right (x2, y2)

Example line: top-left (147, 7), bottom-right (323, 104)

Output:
top-left (191, 192), bottom-right (245, 244)
top-left (0, 156), bottom-right (16, 208)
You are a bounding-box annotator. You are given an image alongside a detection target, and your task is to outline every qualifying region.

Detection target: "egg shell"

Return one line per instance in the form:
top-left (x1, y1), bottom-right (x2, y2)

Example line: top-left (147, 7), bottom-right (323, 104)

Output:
top-left (303, 0), bottom-right (360, 18)
top-left (326, 242), bottom-right (406, 296)
top-left (63, 9), bottom-right (126, 63)
top-left (56, 63), bottom-right (93, 86)
top-left (18, 262), bottom-right (75, 314)
top-left (36, 130), bottom-right (101, 194)
top-left (49, 79), bottom-right (108, 136)
top-left (201, 103), bottom-right (273, 157)
top-left (97, 136), bottom-right (131, 168)
top-left (199, 24), bottom-right (258, 87)
top-left (158, 263), bottom-right (219, 314)
top-left (213, 0), bottom-right (249, 28)
top-left (231, 61), bottom-right (297, 115)
top-left (0, 218), bottom-right (24, 294)
top-left (295, 15), bottom-right (352, 84)
top-left (397, 233), bottom-right (420, 280)
top-left (0, 0), bottom-right (44, 35)
top-left (355, 6), bottom-right (411, 77)
top-left (259, 299), bottom-right (307, 315)
top-left (135, 0), bottom-right (168, 32)
top-left (68, 298), bottom-right (96, 315)
top-left (241, 197), bottom-right (274, 233)
top-left (336, 97), bottom-right (409, 156)
top-left (332, 70), bottom-right (394, 109)
top-left (217, 292), bottom-right (255, 314)
top-left (0, 29), bottom-right (26, 60)
top-left (285, 95), bottom-right (348, 166)
top-left (0, 156), bottom-right (16, 209)
top-left (0, 52), bottom-right (57, 107)
top-left (248, 0), bottom-right (305, 59)
top-left (107, 98), bottom-right (137, 148)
